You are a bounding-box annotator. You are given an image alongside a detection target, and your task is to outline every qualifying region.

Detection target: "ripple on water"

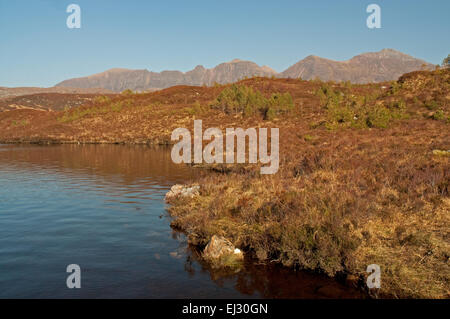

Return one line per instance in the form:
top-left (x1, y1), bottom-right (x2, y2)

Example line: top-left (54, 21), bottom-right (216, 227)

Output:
top-left (0, 144), bottom-right (365, 298)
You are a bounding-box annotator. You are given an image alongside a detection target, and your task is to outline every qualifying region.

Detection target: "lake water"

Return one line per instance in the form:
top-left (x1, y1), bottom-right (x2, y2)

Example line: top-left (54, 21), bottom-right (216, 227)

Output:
top-left (0, 144), bottom-right (364, 298)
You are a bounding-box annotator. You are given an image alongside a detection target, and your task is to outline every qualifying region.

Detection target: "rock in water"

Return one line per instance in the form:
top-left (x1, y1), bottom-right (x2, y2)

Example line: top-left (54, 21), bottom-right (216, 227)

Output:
top-left (165, 184), bottom-right (200, 202)
top-left (203, 235), bottom-right (244, 268)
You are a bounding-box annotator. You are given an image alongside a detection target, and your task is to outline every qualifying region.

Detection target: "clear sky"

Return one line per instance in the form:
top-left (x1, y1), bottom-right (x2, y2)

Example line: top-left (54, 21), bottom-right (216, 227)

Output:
top-left (0, 0), bottom-right (449, 87)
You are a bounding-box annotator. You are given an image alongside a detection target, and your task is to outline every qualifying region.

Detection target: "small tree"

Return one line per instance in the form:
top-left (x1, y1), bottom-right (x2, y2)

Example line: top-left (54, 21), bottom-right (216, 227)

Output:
top-left (442, 54), bottom-right (450, 68)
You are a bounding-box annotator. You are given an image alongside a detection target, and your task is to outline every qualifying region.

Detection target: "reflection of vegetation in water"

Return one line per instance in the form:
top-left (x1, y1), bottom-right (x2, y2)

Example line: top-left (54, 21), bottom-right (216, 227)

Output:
top-left (181, 241), bottom-right (366, 299)
top-left (168, 69), bottom-right (450, 299)
top-left (1, 69), bottom-right (449, 299)
top-left (0, 144), bottom-right (197, 186)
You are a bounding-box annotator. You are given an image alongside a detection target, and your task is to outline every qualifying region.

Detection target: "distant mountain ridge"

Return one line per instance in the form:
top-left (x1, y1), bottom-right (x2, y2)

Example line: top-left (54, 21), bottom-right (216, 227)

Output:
top-left (56, 59), bottom-right (278, 92)
top-left (280, 49), bottom-right (433, 83)
top-left (55, 49), bottom-right (433, 92)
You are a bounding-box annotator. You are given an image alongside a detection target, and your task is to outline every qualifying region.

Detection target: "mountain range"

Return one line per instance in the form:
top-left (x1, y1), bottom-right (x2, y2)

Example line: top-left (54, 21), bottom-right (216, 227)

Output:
top-left (56, 49), bottom-right (433, 92)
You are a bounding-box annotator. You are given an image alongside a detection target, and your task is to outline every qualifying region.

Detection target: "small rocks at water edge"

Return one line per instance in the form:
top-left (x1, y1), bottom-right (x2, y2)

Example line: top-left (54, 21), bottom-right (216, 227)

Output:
top-left (203, 235), bottom-right (244, 268)
top-left (165, 184), bottom-right (200, 202)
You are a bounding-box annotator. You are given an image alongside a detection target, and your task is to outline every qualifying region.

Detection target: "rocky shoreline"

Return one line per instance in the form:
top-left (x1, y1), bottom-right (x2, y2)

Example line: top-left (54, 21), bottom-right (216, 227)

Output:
top-left (165, 184), bottom-right (245, 269)
top-left (2, 70), bottom-right (448, 299)
top-left (164, 183), bottom-right (369, 295)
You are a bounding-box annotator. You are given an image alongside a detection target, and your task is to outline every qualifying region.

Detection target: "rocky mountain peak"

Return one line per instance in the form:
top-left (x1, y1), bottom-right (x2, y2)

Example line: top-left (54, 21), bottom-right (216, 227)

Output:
top-left (55, 49), bottom-right (433, 91)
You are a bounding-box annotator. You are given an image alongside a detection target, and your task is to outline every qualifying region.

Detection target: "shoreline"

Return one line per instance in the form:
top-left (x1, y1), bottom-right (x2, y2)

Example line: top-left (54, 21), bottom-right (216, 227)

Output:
top-left (1, 71), bottom-right (448, 298)
top-left (0, 139), bottom-right (173, 145)
top-left (166, 183), bottom-right (377, 298)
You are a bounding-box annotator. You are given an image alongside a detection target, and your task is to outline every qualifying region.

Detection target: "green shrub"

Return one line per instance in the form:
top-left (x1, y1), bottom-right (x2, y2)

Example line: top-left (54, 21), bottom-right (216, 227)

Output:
top-left (121, 89), bottom-right (134, 95)
top-left (58, 99), bottom-right (124, 123)
top-left (315, 87), bottom-right (327, 106)
top-left (431, 109), bottom-right (445, 121)
top-left (264, 107), bottom-right (277, 121)
top-left (11, 120), bottom-right (28, 126)
top-left (110, 101), bottom-right (123, 112)
top-left (390, 99), bottom-right (407, 111)
top-left (303, 134), bottom-right (317, 142)
top-left (442, 54), bottom-right (450, 68)
top-left (268, 93), bottom-right (294, 113)
top-left (122, 99), bottom-right (134, 107)
top-left (212, 85), bottom-right (293, 119)
top-left (93, 95), bottom-right (111, 104)
top-left (366, 105), bottom-right (392, 128)
top-left (188, 101), bottom-right (210, 115)
top-left (213, 84), bottom-right (258, 114)
top-left (389, 81), bottom-right (402, 95)
top-left (326, 103), bottom-right (354, 127)
top-left (425, 100), bottom-right (439, 110)
top-left (343, 80), bottom-right (352, 88)
top-left (316, 84), bottom-right (342, 108)
top-left (325, 96), bottom-right (407, 130)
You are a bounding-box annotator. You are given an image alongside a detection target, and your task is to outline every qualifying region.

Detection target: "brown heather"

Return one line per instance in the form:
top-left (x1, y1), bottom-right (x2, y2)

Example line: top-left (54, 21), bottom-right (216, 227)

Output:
top-left (0, 69), bottom-right (449, 298)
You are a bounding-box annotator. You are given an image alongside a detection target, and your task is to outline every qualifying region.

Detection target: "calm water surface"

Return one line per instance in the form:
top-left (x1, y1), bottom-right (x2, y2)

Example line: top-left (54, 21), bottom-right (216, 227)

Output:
top-left (0, 144), bottom-right (364, 298)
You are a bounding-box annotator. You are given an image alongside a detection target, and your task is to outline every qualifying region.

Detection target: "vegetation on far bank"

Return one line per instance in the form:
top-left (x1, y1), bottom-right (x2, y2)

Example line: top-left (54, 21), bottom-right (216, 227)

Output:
top-left (0, 69), bottom-right (448, 298)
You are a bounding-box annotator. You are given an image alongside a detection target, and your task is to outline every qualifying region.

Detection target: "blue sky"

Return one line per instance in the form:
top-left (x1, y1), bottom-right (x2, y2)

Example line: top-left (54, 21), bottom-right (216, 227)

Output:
top-left (0, 0), bottom-right (449, 87)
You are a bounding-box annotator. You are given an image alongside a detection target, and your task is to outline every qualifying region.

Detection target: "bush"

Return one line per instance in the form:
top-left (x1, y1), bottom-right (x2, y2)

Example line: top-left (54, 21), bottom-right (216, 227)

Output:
top-left (366, 105), bottom-right (392, 128)
top-left (121, 89), bottom-right (134, 95)
top-left (343, 80), bottom-right (352, 88)
top-left (325, 103), bottom-right (354, 129)
top-left (425, 100), bottom-right (439, 110)
top-left (389, 81), bottom-right (402, 95)
top-left (93, 95), bottom-right (111, 104)
top-left (58, 99), bottom-right (124, 123)
top-left (442, 54), bottom-right (450, 68)
top-left (213, 84), bottom-right (262, 114)
top-left (110, 101), bottom-right (123, 112)
top-left (325, 95), bottom-right (407, 129)
top-left (212, 85), bottom-right (294, 120)
top-left (268, 93), bottom-right (294, 113)
top-left (188, 101), bottom-right (210, 115)
top-left (316, 84), bottom-right (342, 108)
top-left (431, 109), bottom-right (445, 121)
top-left (265, 107), bottom-right (277, 121)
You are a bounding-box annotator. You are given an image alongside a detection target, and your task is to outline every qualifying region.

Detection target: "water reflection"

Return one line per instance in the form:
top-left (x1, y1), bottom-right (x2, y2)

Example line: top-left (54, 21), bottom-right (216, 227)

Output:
top-left (0, 144), bottom-right (364, 298)
top-left (0, 144), bottom-right (191, 184)
top-left (180, 238), bottom-right (365, 299)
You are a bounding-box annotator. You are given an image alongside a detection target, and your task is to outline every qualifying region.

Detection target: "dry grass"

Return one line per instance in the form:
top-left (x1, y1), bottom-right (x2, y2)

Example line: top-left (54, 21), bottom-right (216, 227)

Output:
top-left (1, 69), bottom-right (449, 298)
top-left (169, 119), bottom-right (449, 298)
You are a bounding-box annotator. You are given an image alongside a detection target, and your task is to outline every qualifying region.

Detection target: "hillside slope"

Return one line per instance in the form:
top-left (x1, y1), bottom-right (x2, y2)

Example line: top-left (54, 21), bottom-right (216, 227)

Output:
top-left (0, 93), bottom-right (117, 112)
top-left (0, 86), bottom-right (112, 100)
top-left (1, 69), bottom-right (448, 298)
